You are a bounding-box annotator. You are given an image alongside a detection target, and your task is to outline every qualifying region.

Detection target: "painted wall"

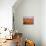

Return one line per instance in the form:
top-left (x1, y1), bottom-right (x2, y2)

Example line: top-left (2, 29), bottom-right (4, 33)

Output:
top-left (41, 0), bottom-right (46, 46)
top-left (0, 0), bottom-right (16, 30)
top-left (13, 0), bottom-right (41, 46)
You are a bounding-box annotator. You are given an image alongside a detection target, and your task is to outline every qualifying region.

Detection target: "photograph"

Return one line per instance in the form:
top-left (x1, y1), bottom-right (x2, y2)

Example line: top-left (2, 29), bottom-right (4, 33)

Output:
top-left (23, 16), bottom-right (34, 25)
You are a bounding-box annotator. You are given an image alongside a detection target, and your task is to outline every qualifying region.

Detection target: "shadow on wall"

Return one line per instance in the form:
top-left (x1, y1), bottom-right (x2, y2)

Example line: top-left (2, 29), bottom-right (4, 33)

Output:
top-left (12, 0), bottom-right (41, 46)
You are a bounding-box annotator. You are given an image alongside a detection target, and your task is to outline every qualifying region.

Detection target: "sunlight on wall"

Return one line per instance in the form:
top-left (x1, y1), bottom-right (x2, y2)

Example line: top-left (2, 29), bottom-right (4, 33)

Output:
top-left (0, 0), bottom-right (16, 30)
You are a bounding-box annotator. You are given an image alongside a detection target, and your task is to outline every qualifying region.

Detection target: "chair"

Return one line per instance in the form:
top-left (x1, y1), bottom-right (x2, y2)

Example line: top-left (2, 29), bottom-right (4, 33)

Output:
top-left (25, 40), bottom-right (35, 46)
top-left (15, 33), bottom-right (23, 46)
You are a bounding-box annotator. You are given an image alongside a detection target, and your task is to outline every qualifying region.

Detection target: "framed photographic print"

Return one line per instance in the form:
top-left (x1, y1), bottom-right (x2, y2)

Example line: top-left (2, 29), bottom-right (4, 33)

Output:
top-left (23, 16), bottom-right (34, 25)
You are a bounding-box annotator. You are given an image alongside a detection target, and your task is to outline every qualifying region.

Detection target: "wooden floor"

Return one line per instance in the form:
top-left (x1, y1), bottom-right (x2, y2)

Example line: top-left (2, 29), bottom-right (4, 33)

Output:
top-left (0, 39), bottom-right (24, 46)
top-left (0, 39), bottom-right (16, 46)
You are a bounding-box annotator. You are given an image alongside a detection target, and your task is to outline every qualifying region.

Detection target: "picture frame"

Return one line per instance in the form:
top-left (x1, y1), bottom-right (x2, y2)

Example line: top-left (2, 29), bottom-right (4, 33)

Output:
top-left (23, 16), bottom-right (34, 25)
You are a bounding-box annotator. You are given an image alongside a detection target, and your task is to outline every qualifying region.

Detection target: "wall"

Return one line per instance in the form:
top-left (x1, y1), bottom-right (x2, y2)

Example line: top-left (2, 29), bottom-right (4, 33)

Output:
top-left (41, 0), bottom-right (46, 46)
top-left (0, 0), bottom-right (16, 30)
top-left (13, 0), bottom-right (41, 46)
